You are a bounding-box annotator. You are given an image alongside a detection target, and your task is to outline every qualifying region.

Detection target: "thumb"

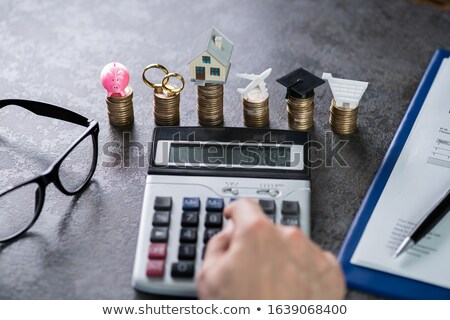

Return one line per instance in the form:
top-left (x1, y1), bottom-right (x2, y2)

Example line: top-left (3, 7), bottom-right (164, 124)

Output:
top-left (204, 221), bottom-right (234, 260)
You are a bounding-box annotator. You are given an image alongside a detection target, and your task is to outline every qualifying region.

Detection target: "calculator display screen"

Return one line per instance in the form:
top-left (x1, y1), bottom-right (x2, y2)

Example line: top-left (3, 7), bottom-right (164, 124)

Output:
top-left (169, 143), bottom-right (292, 167)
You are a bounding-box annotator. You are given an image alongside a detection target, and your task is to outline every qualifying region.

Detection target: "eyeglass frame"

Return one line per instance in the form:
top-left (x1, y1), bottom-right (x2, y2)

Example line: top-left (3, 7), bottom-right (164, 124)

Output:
top-left (0, 99), bottom-right (99, 242)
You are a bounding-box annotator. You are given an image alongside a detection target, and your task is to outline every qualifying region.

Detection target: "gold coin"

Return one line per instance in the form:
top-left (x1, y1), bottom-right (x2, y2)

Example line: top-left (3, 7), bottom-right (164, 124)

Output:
top-left (197, 84), bottom-right (224, 126)
top-left (105, 86), bottom-right (134, 127)
top-left (286, 94), bottom-right (315, 131)
top-left (329, 99), bottom-right (358, 134)
top-left (152, 86), bottom-right (180, 126)
top-left (242, 90), bottom-right (269, 128)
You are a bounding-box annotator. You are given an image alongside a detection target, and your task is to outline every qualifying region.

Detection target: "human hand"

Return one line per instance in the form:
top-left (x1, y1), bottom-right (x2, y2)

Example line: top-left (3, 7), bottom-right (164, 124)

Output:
top-left (196, 199), bottom-right (346, 299)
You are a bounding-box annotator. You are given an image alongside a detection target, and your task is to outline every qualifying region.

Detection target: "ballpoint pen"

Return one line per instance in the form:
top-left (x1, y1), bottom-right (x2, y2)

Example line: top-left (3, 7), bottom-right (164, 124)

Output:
top-left (394, 188), bottom-right (450, 258)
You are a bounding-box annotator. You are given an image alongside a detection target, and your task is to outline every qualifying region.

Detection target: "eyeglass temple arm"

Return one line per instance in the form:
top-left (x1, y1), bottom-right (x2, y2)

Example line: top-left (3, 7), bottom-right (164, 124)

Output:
top-left (0, 99), bottom-right (90, 127)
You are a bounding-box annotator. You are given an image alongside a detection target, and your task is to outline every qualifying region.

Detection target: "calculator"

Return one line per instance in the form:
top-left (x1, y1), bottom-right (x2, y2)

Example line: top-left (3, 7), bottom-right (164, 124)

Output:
top-left (132, 127), bottom-right (311, 297)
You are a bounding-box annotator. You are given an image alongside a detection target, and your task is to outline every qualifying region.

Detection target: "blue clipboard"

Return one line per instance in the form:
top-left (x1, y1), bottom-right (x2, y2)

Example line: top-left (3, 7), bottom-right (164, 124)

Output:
top-left (338, 49), bottom-right (450, 299)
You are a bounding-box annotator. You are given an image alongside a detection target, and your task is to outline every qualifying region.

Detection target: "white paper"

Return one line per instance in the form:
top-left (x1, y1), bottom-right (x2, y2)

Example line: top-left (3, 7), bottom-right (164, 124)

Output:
top-left (351, 58), bottom-right (450, 289)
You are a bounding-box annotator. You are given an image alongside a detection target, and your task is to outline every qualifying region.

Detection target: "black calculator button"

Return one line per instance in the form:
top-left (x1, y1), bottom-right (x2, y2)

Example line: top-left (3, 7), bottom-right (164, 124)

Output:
top-left (171, 261), bottom-right (195, 278)
top-left (281, 201), bottom-right (300, 215)
top-left (154, 197), bottom-right (172, 210)
top-left (178, 244), bottom-right (196, 260)
top-left (182, 197), bottom-right (200, 211)
top-left (150, 227), bottom-right (169, 242)
top-left (180, 228), bottom-right (198, 243)
top-left (267, 214), bottom-right (276, 224)
top-left (205, 212), bottom-right (223, 228)
top-left (181, 212), bottom-right (199, 227)
top-left (203, 228), bottom-right (221, 243)
top-left (259, 199), bottom-right (276, 215)
top-left (206, 198), bottom-right (224, 212)
top-left (152, 211), bottom-right (170, 227)
top-left (281, 216), bottom-right (300, 227)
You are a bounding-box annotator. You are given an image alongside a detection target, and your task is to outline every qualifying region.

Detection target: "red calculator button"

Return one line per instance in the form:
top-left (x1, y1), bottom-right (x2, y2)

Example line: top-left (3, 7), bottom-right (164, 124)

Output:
top-left (146, 260), bottom-right (165, 277)
top-left (148, 243), bottom-right (167, 259)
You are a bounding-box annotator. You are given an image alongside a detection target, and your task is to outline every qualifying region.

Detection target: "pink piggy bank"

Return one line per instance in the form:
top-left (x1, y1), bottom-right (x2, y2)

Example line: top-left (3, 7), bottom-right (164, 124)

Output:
top-left (100, 62), bottom-right (130, 97)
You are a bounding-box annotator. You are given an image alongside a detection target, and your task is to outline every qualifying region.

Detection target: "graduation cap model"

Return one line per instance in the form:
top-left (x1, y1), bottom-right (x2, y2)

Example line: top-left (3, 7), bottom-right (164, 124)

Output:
top-left (187, 27), bottom-right (234, 85)
top-left (276, 68), bottom-right (325, 99)
top-left (322, 73), bottom-right (368, 109)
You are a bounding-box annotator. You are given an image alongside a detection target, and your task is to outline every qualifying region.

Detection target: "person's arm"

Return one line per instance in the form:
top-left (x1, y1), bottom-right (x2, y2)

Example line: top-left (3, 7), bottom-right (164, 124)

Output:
top-left (197, 199), bottom-right (346, 299)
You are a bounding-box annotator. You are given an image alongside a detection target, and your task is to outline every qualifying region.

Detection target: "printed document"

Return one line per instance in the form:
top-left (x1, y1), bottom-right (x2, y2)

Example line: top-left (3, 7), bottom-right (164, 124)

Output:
top-left (351, 58), bottom-right (450, 289)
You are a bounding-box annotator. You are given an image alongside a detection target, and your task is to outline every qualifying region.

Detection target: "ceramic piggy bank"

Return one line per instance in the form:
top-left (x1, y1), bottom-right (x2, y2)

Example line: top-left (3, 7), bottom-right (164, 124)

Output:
top-left (100, 62), bottom-right (130, 97)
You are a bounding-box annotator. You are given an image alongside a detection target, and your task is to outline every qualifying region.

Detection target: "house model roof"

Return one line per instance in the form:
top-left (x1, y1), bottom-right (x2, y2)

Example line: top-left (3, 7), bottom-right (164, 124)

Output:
top-left (187, 27), bottom-right (234, 67)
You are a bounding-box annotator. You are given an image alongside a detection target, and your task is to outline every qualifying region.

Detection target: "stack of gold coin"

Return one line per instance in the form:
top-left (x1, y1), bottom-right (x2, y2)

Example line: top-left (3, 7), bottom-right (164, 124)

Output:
top-left (105, 86), bottom-right (134, 126)
top-left (329, 99), bottom-right (358, 135)
top-left (286, 94), bottom-right (314, 131)
top-left (197, 83), bottom-right (224, 126)
top-left (153, 85), bottom-right (180, 126)
top-left (243, 88), bottom-right (269, 128)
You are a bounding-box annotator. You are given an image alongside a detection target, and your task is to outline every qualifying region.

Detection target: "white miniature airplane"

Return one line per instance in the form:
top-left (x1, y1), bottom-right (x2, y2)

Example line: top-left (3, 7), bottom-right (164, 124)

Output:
top-left (322, 73), bottom-right (368, 109)
top-left (237, 68), bottom-right (272, 99)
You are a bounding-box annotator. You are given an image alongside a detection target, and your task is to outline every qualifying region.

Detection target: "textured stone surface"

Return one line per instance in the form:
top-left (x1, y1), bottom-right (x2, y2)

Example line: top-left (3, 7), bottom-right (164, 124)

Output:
top-left (0, 0), bottom-right (449, 299)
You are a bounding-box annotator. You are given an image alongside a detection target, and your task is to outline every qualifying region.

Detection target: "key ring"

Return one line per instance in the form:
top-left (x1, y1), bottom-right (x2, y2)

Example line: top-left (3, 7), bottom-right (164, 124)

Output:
top-left (142, 64), bottom-right (169, 89)
top-left (162, 73), bottom-right (185, 94)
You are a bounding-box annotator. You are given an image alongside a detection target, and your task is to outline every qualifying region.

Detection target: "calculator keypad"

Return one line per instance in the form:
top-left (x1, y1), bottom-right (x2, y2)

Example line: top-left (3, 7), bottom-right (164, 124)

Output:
top-left (178, 244), bottom-right (196, 260)
top-left (146, 197), bottom-right (172, 278)
top-left (148, 243), bottom-right (167, 259)
top-left (204, 228), bottom-right (221, 243)
top-left (147, 260), bottom-right (165, 277)
top-left (259, 199), bottom-right (276, 215)
top-left (181, 212), bottom-right (199, 227)
top-left (182, 197), bottom-right (200, 211)
top-left (171, 261), bottom-right (195, 278)
top-left (205, 198), bottom-right (224, 212)
top-left (150, 227), bottom-right (169, 243)
top-left (154, 196), bottom-right (172, 211)
top-left (205, 212), bottom-right (223, 228)
top-left (152, 211), bottom-right (171, 227)
top-left (146, 197), bottom-right (301, 280)
top-left (180, 228), bottom-right (198, 243)
top-left (281, 200), bottom-right (300, 215)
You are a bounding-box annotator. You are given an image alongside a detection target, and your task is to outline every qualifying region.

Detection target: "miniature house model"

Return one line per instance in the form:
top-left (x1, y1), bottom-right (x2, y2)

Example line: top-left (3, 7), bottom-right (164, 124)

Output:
top-left (188, 27), bottom-right (234, 84)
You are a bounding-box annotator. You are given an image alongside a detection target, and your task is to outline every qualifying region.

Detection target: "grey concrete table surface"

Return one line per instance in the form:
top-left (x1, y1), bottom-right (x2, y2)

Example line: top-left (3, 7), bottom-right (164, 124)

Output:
top-left (0, 0), bottom-right (449, 299)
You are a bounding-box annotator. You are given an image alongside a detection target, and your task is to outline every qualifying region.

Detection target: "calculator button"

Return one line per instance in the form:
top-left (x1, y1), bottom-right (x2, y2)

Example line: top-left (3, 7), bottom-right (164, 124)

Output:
top-left (182, 197), bottom-right (200, 211)
top-left (152, 211), bottom-right (170, 227)
top-left (181, 212), bottom-right (199, 227)
top-left (178, 244), bottom-right (196, 260)
top-left (171, 262), bottom-right (195, 278)
top-left (180, 228), bottom-right (198, 243)
top-left (281, 216), bottom-right (300, 227)
top-left (146, 260), bottom-right (165, 277)
top-left (154, 197), bottom-right (172, 210)
top-left (281, 201), bottom-right (300, 215)
top-left (267, 214), bottom-right (276, 224)
top-left (150, 228), bottom-right (169, 242)
top-left (205, 212), bottom-right (223, 228)
top-left (148, 243), bottom-right (167, 259)
top-left (206, 198), bottom-right (224, 212)
top-left (259, 199), bottom-right (276, 215)
top-left (204, 228), bottom-right (221, 243)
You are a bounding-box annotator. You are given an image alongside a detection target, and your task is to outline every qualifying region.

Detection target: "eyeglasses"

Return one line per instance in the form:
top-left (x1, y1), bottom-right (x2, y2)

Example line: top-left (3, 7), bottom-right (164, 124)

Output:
top-left (0, 99), bottom-right (99, 242)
